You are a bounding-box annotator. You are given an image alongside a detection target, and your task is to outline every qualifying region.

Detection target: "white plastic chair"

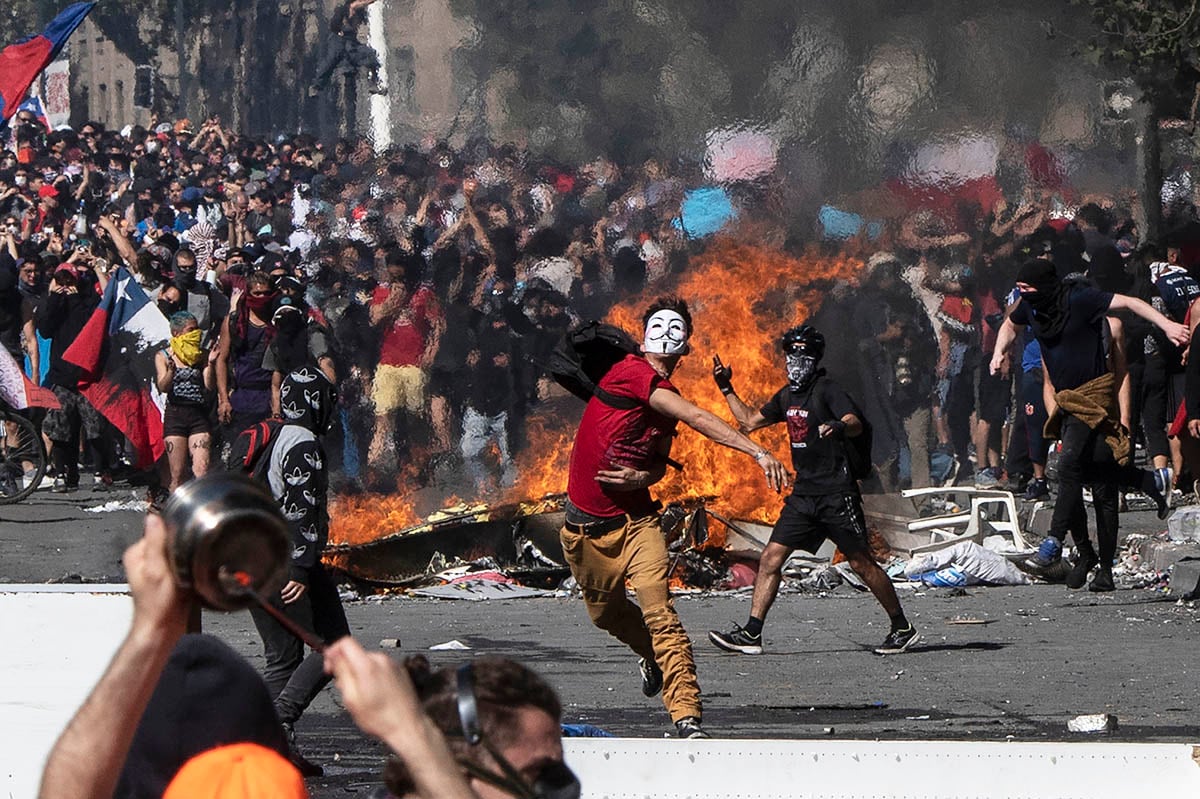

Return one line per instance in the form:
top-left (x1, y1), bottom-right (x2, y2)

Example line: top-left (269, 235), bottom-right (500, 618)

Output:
top-left (898, 487), bottom-right (1030, 554)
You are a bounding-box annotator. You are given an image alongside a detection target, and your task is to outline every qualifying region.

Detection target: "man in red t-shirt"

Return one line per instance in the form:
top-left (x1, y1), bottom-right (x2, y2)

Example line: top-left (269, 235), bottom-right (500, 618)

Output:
top-left (561, 297), bottom-right (788, 740)
top-left (367, 252), bottom-right (441, 475)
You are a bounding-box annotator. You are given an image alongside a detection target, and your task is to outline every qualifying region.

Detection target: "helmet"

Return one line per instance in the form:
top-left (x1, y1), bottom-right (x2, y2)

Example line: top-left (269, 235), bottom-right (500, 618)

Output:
top-left (780, 324), bottom-right (824, 361)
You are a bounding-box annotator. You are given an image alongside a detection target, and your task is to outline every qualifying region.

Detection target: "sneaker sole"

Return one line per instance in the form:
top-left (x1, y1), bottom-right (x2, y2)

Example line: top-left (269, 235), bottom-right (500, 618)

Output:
top-left (874, 631), bottom-right (920, 655)
top-left (707, 631), bottom-right (763, 655)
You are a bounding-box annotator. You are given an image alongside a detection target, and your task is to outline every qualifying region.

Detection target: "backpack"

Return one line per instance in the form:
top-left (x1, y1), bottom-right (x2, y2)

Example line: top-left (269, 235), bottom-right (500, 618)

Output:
top-left (843, 401), bottom-right (875, 481)
top-left (229, 418), bottom-right (285, 481)
top-left (547, 321), bottom-right (642, 409)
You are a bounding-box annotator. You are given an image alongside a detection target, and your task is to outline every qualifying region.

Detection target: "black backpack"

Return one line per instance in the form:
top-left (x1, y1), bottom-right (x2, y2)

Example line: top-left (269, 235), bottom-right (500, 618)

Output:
top-left (228, 418), bottom-right (285, 481)
top-left (547, 321), bottom-right (642, 409)
top-left (843, 401), bottom-right (875, 481)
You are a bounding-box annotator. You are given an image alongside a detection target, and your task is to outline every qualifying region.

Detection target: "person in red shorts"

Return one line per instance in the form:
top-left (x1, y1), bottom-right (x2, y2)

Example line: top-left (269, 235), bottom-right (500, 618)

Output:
top-left (560, 296), bottom-right (788, 740)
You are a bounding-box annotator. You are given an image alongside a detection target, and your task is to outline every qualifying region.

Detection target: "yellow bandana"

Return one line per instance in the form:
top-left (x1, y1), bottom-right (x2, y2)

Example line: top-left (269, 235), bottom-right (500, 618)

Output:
top-left (170, 329), bottom-right (204, 367)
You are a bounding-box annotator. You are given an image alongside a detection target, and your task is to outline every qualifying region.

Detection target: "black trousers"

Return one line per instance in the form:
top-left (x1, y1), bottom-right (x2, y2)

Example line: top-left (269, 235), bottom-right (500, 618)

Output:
top-left (249, 562), bottom-right (350, 725)
top-left (1049, 413), bottom-right (1154, 567)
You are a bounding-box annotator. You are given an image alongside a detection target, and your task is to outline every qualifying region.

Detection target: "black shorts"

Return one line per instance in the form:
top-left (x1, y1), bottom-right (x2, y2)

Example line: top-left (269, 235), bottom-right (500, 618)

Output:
top-left (769, 492), bottom-right (870, 555)
top-left (163, 404), bottom-right (212, 438)
top-left (976, 368), bottom-right (1010, 426)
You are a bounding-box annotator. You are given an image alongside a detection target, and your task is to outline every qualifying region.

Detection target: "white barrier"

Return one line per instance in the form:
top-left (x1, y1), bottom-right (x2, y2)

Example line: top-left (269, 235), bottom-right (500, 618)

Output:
top-left (5, 589), bottom-right (1200, 799)
top-left (564, 737), bottom-right (1200, 798)
top-left (0, 588), bottom-right (132, 799)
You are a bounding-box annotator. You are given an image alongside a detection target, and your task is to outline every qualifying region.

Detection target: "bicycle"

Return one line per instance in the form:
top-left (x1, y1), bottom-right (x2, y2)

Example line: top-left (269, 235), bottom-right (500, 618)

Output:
top-left (0, 399), bottom-right (48, 504)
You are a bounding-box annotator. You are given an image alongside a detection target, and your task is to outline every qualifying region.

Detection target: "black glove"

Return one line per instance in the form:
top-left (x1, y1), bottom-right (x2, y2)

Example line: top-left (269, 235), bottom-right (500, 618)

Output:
top-left (712, 354), bottom-right (734, 395)
top-left (825, 419), bottom-right (847, 438)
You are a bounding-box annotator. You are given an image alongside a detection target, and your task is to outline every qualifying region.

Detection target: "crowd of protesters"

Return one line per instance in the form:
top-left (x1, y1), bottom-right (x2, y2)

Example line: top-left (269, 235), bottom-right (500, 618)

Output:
top-left (6, 102), bottom-right (1200, 510)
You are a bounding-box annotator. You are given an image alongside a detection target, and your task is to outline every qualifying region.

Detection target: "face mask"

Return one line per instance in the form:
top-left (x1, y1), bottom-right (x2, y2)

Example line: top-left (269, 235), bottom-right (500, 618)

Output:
top-left (158, 298), bottom-right (182, 317)
top-left (786, 354), bottom-right (818, 388)
top-left (14, 176), bottom-right (26, 187)
top-left (174, 267), bottom-right (196, 291)
top-left (245, 290), bottom-right (277, 313)
top-left (65, 163), bottom-right (82, 176)
top-left (145, 140), bottom-right (160, 154)
top-left (169, 329), bottom-right (204, 366)
top-left (643, 309), bottom-right (689, 355)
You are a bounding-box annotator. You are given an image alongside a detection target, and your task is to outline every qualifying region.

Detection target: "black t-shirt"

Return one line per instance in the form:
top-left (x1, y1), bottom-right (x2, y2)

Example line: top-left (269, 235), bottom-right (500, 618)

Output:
top-left (760, 377), bottom-right (857, 496)
top-left (1009, 285), bottom-right (1113, 391)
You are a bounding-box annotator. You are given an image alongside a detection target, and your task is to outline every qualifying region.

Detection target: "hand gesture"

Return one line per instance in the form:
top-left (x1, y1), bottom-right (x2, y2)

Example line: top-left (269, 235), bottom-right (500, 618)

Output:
top-left (753, 450), bottom-right (789, 493)
top-left (595, 465), bottom-right (652, 491)
top-left (1164, 320), bottom-right (1191, 348)
top-left (712, 353), bottom-right (734, 395)
top-left (324, 636), bottom-right (419, 742)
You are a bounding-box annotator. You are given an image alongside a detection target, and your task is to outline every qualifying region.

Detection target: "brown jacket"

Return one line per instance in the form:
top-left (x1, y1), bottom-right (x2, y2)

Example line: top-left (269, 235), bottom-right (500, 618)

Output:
top-left (1043, 371), bottom-right (1130, 465)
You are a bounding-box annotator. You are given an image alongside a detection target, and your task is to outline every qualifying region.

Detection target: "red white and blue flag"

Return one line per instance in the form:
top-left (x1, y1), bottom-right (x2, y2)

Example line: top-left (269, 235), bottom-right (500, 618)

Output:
top-left (0, 2), bottom-right (96, 122)
top-left (17, 95), bottom-right (51, 131)
top-left (0, 348), bottom-right (59, 411)
top-left (63, 267), bottom-right (170, 468)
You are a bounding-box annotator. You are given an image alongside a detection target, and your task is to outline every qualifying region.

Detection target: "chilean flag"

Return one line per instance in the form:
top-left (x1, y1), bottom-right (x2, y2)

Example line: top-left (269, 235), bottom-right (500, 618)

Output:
top-left (0, 2), bottom-right (96, 122)
top-left (62, 267), bottom-right (170, 468)
top-left (17, 95), bottom-right (51, 131)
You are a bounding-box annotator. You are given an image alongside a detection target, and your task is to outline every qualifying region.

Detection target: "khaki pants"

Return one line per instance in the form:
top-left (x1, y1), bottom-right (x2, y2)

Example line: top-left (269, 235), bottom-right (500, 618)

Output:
top-left (559, 514), bottom-right (702, 722)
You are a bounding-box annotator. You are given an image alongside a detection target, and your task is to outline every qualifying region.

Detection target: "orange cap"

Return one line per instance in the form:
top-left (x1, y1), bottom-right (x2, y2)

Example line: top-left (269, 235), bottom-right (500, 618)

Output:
top-left (164, 743), bottom-right (308, 799)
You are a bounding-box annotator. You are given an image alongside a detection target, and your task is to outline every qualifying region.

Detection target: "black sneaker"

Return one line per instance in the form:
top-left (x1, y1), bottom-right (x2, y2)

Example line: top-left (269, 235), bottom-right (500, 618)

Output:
top-left (639, 657), bottom-right (663, 697)
top-left (1065, 552), bottom-right (1099, 590)
top-left (1022, 478), bottom-right (1050, 501)
top-left (675, 717), bottom-right (711, 739)
top-left (708, 624), bottom-right (763, 655)
top-left (282, 722), bottom-right (324, 777)
top-left (1088, 568), bottom-right (1115, 593)
top-left (874, 625), bottom-right (920, 655)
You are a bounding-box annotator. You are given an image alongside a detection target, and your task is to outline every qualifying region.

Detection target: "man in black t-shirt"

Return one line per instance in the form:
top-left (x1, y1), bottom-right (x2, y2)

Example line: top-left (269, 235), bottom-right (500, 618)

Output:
top-left (708, 325), bottom-right (919, 656)
top-left (992, 259), bottom-right (1189, 590)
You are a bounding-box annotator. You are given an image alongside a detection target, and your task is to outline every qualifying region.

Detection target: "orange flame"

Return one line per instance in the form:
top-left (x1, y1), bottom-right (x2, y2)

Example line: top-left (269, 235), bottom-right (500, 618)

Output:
top-left (509, 239), bottom-right (864, 523)
top-left (329, 240), bottom-right (863, 547)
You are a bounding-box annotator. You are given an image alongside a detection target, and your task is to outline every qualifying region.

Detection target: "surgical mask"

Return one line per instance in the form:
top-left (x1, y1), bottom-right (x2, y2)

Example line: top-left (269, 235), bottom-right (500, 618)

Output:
top-left (145, 140), bottom-right (160, 154)
top-left (643, 309), bottom-right (689, 355)
top-left (14, 176), bottom-right (26, 187)
top-left (786, 354), bottom-right (818, 388)
top-left (65, 163), bottom-right (82, 176)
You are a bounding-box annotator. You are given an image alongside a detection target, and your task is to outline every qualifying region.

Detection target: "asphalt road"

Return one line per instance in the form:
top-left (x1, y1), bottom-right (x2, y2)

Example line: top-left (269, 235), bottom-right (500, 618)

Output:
top-left (5, 483), bottom-right (1199, 798)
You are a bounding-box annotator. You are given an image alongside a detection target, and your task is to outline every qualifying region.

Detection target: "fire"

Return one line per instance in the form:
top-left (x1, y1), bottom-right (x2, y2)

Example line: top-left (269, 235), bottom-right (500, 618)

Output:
top-left (328, 239), bottom-right (863, 549)
top-left (514, 238), bottom-right (864, 523)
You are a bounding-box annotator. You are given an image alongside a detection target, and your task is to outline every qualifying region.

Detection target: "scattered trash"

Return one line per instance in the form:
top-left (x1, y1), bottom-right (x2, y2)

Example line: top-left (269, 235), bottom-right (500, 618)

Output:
top-left (1067, 713), bottom-right (1117, 733)
top-left (945, 615), bottom-right (992, 625)
top-left (379, 638), bottom-right (401, 648)
top-left (429, 639), bottom-right (471, 651)
top-left (561, 723), bottom-right (615, 738)
top-left (1167, 506), bottom-right (1200, 543)
top-left (412, 580), bottom-right (553, 601)
top-left (905, 541), bottom-right (1031, 587)
top-left (822, 727), bottom-right (835, 735)
top-left (84, 498), bottom-right (149, 513)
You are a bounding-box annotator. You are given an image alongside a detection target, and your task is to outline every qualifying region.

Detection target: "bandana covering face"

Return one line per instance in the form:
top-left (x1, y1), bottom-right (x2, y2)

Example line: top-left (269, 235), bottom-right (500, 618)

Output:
top-left (170, 329), bottom-right (204, 367)
top-left (643, 309), bottom-right (689, 355)
top-left (787, 353), bottom-right (818, 389)
top-left (1016, 259), bottom-right (1069, 339)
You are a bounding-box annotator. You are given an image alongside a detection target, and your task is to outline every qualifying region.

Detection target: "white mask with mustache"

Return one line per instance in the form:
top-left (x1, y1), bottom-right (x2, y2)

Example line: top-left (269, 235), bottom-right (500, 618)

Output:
top-left (643, 309), bottom-right (689, 355)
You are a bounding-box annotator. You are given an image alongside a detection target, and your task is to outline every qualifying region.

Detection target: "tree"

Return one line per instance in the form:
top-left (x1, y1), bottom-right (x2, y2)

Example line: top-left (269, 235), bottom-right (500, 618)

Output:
top-left (1071, 0), bottom-right (1200, 243)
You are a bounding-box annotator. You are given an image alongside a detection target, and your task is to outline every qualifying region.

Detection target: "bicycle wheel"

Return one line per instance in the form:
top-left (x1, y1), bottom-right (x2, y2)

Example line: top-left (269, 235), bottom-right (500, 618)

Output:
top-left (0, 411), bottom-right (47, 504)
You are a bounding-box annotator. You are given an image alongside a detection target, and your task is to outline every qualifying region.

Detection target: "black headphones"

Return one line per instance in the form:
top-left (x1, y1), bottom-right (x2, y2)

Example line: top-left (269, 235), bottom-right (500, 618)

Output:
top-left (455, 663), bottom-right (581, 799)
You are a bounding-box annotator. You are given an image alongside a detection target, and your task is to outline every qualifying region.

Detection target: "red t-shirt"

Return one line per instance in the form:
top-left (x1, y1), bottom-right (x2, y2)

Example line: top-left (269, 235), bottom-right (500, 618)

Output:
top-left (372, 284), bottom-right (438, 367)
top-left (566, 355), bottom-right (679, 518)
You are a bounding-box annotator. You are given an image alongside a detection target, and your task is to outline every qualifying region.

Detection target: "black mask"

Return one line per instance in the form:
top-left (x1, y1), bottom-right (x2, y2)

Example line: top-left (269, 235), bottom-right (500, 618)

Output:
top-left (158, 298), bottom-right (182, 317)
top-left (174, 267), bottom-right (196, 291)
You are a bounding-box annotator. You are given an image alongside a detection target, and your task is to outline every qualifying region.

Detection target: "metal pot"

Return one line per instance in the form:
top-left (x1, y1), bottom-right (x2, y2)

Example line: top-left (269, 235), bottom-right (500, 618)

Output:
top-left (161, 472), bottom-right (290, 611)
